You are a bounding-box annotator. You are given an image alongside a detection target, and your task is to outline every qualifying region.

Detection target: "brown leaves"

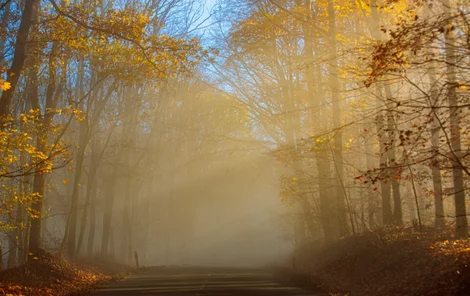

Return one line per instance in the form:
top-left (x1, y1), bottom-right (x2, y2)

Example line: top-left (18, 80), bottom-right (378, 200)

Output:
top-left (0, 254), bottom-right (113, 296)
top-left (298, 227), bottom-right (470, 296)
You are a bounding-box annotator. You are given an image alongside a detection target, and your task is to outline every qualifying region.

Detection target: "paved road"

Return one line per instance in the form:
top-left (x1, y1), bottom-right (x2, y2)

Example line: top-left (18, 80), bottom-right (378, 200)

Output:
top-left (90, 266), bottom-right (325, 295)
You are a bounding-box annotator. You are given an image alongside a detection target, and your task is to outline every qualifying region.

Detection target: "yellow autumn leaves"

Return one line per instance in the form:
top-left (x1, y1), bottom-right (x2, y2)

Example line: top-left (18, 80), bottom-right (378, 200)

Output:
top-left (0, 68), bottom-right (12, 91)
top-left (0, 81), bottom-right (11, 91)
top-left (0, 108), bottom-right (80, 232)
top-left (0, 185), bottom-right (42, 231)
top-left (19, 107), bottom-right (85, 123)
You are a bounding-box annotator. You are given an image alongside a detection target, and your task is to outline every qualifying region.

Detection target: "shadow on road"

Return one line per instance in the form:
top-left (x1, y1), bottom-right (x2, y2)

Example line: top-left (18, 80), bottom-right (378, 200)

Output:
top-left (90, 266), bottom-right (327, 295)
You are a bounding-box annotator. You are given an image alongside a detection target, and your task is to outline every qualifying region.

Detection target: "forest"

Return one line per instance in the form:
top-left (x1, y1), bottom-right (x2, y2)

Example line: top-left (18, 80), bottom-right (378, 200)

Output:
top-left (0, 0), bottom-right (469, 295)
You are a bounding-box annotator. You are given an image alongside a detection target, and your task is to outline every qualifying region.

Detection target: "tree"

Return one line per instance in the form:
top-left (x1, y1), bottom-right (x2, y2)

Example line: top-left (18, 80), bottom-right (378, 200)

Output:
top-left (0, 0), bottom-right (37, 118)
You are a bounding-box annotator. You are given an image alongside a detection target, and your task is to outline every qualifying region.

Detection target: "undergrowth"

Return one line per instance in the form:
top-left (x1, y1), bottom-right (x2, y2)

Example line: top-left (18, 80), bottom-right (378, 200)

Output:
top-left (296, 227), bottom-right (470, 296)
top-left (0, 253), bottom-right (129, 296)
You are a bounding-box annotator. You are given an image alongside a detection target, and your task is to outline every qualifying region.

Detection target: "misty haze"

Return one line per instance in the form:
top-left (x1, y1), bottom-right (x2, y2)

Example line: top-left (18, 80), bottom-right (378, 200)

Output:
top-left (0, 0), bottom-right (469, 295)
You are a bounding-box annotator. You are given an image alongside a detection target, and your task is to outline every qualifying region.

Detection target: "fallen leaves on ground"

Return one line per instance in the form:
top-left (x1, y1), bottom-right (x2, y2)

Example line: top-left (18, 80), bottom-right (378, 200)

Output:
top-left (296, 227), bottom-right (470, 296)
top-left (0, 253), bottom-right (119, 296)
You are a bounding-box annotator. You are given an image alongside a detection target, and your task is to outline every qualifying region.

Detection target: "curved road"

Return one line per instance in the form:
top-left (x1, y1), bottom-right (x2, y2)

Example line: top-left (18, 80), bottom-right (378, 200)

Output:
top-left (90, 267), bottom-right (326, 296)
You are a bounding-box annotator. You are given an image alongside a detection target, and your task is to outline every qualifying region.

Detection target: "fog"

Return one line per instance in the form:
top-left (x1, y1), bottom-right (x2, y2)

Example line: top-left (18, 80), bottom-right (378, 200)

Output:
top-left (129, 152), bottom-right (293, 267)
top-left (37, 79), bottom-right (296, 268)
top-left (1, 3), bottom-right (470, 292)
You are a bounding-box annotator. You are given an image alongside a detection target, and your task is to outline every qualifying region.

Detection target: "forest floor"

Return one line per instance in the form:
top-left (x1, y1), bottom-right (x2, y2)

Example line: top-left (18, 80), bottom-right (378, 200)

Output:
top-left (295, 227), bottom-right (470, 296)
top-left (0, 253), bottom-right (131, 296)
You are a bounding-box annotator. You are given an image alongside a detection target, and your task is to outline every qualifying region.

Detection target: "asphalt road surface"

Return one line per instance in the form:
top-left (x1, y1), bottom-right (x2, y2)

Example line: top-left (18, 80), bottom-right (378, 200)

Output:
top-left (90, 266), bottom-right (326, 296)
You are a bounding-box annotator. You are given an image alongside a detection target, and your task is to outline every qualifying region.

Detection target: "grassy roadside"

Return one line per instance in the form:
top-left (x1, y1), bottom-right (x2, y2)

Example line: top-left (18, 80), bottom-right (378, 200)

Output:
top-left (291, 227), bottom-right (470, 296)
top-left (0, 253), bottom-right (132, 296)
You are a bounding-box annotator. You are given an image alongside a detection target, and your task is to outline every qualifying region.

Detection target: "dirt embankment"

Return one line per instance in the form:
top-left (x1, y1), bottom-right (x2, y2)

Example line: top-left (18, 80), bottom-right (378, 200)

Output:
top-left (0, 253), bottom-right (131, 296)
top-left (294, 228), bottom-right (470, 296)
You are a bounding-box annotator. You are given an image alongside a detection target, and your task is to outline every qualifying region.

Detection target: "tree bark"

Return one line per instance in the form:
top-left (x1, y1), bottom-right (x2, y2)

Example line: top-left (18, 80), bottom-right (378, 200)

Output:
top-left (370, 0), bottom-right (393, 225)
top-left (377, 111), bottom-right (393, 225)
top-left (365, 135), bottom-right (377, 228)
top-left (327, 0), bottom-right (347, 236)
top-left (427, 56), bottom-right (445, 229)
top-left (86, 128), bottom-right (114, 257)
top-left (28, 42), bottom-right (60, 257)
top-left (384, 85), bottom-right (403, 226)
top-left (76, 154), bottom-right (97, 256)
top-left (442, 0), bottom-right (468, 238)
top-left (100, 179), bottom-right (116, 257)
top-left (86, 182), bottom-right (97, 257)
top-left (0, 0), bottom-right (37, 118)
top-left (316, 143), bottom-right (338, 243)
top-left (63, 59), bottom-right (87, 258)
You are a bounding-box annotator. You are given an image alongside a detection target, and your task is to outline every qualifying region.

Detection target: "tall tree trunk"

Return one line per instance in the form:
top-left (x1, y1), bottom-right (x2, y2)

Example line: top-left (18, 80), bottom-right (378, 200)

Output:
top-left (327, 0), bottom-right (347, 236)
top-left (64, 60), bottom-right (87, 258)
top-left (384, 85), bottom-right (403, 226)
top-left (22, 212), bottom-right (31, 263)
top-left (100, 179), bottom-right (116, 257)
top-left (140, 189), bottom-right (151, 264)
top-left (21, 179), bottom-right (31, 264)
top-left (76, 155), bottom-right (97, 256)
top-left (121, 94), bottom-right (135, 264)
top-left (25, 1), bottom-right (41, 257)
top-left (427, 52), bottom-right (445, 229)
top-left (377, 111), bottom-right (393, 225)
top-left (441, 0), bottom-right (467, 238)
top-left (298, 0), bottom-right (320, 241)
top-left (76, 78), bottom-right (116, 256)
top-left (0, 1), bottom-right (11, 65)
top-left (86, 127), bottom-right (114, 257)
top-left (28, 115), bottom-right (48, 255)
top-left (370, 0), bottom-right (393, 225)
top-left (85, 139), bottom-right (103, 258)
top-left (11, 151), bottom-right (29, 266)
top-left (365, 135), bottom-right (377, 228)
top-left (0, 0), bottom-right (37, 117)
top-left (86, 182), bottom-right (97, 258)
top-left (123, 178), bottom-right (132, 263)
top-left (7, 205), bottom-right (17, 268)
top-left (28, 42), bottom-right (60, 257)
top-left (64, 115), bottom-right (87, 258)
top-left (13, 201), bottom-right (24, 264)
top-left (316, 143), bottom-right (337, 243)
top-left (300, 0), bottom-right (339, 243)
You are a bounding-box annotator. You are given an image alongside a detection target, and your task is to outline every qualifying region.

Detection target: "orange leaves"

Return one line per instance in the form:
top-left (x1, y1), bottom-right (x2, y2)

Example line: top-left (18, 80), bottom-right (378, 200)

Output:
top-left (0, 68), bottom-right (12, 91)
top-left (0, 81), bottom-right (11, 91)
top-left (0, 254), bottom-right (115, 296)
top-left (429, 239), bottom-right (470, 260)
top-left (458, 83), bottom-right (468, 90)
